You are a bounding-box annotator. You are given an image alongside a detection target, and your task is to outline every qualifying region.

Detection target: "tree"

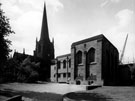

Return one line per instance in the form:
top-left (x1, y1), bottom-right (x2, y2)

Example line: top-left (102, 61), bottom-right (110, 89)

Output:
top-left (0, 3), bottom-right (14, 68)
top-left (17, 56), bottom-right (40, 83)
top-left (0, 3), bottom-right (14, 82)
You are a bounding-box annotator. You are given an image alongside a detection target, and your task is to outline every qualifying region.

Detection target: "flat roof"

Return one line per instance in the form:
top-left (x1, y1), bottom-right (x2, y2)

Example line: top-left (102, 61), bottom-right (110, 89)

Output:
top-left (71, 34), bottom-right (118, 52)
top-left (71, 34), bottom-right (104, 47)
top-left (56, 53), bottom-right (71, 59)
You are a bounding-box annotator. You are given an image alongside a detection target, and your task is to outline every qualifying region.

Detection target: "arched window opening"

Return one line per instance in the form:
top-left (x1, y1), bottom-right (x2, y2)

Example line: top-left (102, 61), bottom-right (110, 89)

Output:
top-left (63, 60), bottom-right (66, 68)
top-left (87, 48), bottom-right (95, 63)
top-left (76, 51), bottom-right (82, 65)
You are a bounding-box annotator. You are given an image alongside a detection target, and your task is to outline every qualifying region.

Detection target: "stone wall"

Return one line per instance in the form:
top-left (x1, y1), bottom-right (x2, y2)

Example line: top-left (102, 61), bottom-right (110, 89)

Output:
top-left (71, 38), bottom-right (103, 85)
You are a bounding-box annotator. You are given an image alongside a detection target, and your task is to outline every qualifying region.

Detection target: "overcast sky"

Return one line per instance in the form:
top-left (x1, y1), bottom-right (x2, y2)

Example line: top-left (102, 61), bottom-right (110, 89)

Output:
top-left (1, 0), bottom-right (135, 63)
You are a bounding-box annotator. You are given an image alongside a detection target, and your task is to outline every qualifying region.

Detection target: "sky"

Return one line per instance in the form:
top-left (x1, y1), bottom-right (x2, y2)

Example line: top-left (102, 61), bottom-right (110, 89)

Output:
top-left (0, 0), bottom-right (135, 63)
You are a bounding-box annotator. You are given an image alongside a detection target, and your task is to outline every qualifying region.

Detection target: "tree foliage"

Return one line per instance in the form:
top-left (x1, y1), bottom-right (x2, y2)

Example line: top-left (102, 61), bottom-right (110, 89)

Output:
top-left (0, 3), bottom-right (41, 83)
top-left (0, 3), bottom-right (14, 67)
top-left (17, 56), bottom-right (40, 83)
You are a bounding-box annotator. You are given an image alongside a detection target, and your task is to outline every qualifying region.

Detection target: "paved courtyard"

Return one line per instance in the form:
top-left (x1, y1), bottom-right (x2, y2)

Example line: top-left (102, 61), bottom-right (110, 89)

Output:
top-left (0, 83), bottom-right (135, 101)
top-left (0, 82), bottom-right (87, 94)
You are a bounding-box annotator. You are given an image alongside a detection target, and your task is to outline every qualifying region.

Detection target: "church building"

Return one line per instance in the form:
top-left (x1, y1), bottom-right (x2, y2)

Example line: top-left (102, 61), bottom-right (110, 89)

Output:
top-left (51, 35), bottom-right (119, 85)
top-left (34, 4), bottom-right (54, 80)
top-left (32, 3), bottom-right (119, 85)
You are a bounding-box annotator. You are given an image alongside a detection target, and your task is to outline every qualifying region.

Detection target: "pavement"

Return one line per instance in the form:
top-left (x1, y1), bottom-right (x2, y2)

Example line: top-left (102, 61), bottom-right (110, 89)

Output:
top-left (0, 82), bottom-right (90, 94)
top-left (0, 83), bottom-right (135, 101)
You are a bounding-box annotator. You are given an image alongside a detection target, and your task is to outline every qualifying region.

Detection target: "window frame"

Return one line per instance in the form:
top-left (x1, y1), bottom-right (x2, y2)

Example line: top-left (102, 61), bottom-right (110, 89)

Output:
top-left (63, 60), bottom-right (66, 69)
top-left (76, 51), bottom-right (82, 65)
top-left (63, 73), bottom-right (66, 78)
top-left (57, 61), bottom-right (61, 69)
top-left (87, 48), bottom-right (95, 64)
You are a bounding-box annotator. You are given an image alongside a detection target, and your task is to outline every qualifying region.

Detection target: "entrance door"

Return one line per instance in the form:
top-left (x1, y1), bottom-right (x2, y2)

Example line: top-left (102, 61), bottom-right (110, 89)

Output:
top-left (76, 80), bottom-right (81, 85)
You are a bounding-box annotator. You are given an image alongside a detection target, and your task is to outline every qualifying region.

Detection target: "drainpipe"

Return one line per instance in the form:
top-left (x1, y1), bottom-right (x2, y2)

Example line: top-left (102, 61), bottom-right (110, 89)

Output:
top-left (56, 59), bottom-right (58, 82)
top-left (67, 56), bottom-right (69, 83)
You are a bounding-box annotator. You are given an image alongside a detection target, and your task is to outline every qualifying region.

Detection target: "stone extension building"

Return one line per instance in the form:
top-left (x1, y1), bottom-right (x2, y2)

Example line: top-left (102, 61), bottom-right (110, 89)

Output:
top-left (51, 54), bottom-right (71, 83)
top-left (51, 34), bottom-right (119, 85)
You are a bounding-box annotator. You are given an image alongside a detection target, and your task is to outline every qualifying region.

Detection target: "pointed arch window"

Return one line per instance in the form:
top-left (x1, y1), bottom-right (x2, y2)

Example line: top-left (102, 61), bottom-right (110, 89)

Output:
top-left (76, 51), bottom-right (82, 65)
top-left (87, 48), bottom-right (95, 63)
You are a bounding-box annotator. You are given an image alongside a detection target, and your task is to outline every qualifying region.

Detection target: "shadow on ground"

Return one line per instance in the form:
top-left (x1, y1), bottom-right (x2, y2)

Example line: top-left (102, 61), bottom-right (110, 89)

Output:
top-left (64, 92), bottom-right (113, 101)
top-left (0, 90), bottom-right (63, 101)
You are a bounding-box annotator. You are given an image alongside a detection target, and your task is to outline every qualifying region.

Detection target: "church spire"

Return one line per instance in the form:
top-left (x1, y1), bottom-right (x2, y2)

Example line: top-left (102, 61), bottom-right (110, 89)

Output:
top-left (40, 3), bottom-right (50, 42)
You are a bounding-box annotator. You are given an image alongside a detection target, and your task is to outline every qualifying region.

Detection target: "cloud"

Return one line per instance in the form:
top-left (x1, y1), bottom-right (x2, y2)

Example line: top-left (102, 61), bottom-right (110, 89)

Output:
top-left (100, 0), bottom-right (121, 7)
top-left (102, 9), bottom-right (135, 63)
top-left (110, 0), bottom-right (121, 3)
top-left (100, 0), bottom-right (109, 7)
top-left (115, 9), bottom-right (134, 27)
top-left (0, 0), bottom-right (23, 19)
top-left (18, 0), bottom-right (43, 10)
top-left (45, 0), bottom-right (64, 13)
top-left (105, 9), bottom-right (134, 33)
top-left (9, 11), bottom-right (42, 55)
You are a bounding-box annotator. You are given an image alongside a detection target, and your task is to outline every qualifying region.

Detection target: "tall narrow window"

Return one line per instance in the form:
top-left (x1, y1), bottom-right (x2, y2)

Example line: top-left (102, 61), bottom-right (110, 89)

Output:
top-left (63, 73), bottom-right (66, 78)
top-left (68, 73), bottom-right (71, 77)
top-left (63, 60), bottom-right (66, 68)
top-left (57, 61), bottom-right (61, 69)
top-left (87, 48), bottom-right (95, 63)
top-left (76, 51), bottom-right (82, 64)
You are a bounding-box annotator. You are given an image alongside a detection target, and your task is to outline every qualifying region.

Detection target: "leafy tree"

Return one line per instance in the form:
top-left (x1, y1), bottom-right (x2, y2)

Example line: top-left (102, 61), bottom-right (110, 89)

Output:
top-left (17, 56), bottom-right (40, 83)
top-left (5, 58), bottom-right (19, 82)
top-left (0, 3), bottom-right (14, 71)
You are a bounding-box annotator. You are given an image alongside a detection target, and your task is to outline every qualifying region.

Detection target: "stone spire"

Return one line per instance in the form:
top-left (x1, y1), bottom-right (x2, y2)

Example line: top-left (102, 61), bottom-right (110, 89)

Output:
top-left (33, 2), bottom-right (55, 81)
top-left (40, 3), bottom-right (50, 43)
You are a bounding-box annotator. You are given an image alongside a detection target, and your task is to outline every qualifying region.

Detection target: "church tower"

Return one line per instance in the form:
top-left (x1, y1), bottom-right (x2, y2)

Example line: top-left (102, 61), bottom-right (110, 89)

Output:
top-left (34, 3), bottom-right (54, 80)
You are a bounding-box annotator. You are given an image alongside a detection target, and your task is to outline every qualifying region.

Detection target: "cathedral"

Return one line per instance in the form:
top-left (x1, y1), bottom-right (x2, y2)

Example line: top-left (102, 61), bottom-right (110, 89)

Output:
top-left (32, 3), bottom-right (119, 85)
top-left (12, 3), bottom-right (133, 85)
top-left (34, 4), bottom-right (54, 81)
